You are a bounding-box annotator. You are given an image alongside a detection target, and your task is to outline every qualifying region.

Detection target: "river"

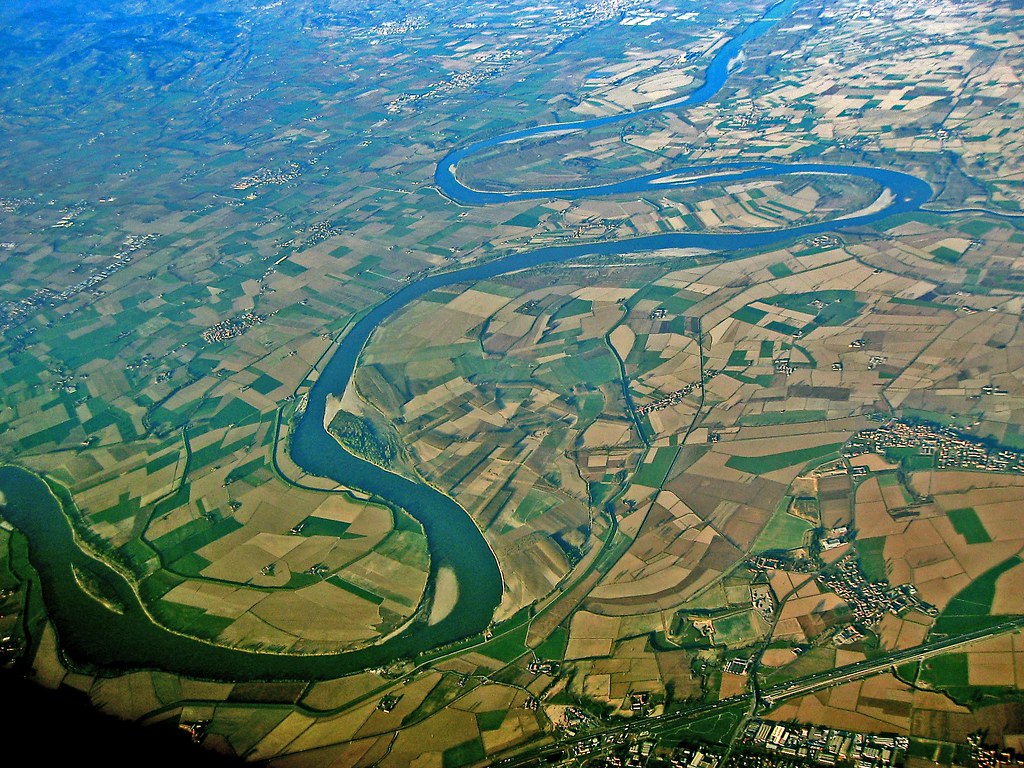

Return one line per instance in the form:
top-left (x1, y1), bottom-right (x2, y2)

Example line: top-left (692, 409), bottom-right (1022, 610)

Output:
top-left (0, 0), bottom-right (932, 678)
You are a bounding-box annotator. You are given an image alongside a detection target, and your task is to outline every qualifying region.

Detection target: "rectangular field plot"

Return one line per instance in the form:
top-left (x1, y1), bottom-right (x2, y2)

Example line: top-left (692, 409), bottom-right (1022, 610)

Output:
top-left (945, 507), bottom-right (991, 545)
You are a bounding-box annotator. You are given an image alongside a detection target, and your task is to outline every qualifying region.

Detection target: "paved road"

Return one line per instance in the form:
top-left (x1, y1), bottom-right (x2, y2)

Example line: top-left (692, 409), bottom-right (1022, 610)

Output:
top-left (489, 616), bottom-right (1024, 767)
top-left (757, 616), bottom-right (1024, 709)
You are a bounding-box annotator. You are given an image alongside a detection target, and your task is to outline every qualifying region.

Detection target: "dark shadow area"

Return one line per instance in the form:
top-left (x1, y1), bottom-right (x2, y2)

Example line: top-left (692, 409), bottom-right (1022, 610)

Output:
top-left (0, 668), bottom-right (257, 768)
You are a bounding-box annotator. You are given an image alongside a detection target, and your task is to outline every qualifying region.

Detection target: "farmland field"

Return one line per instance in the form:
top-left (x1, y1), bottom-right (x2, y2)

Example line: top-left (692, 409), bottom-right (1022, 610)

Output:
top-left (725, 444), bottom-right (844, 475)
top-left (946, 508), bottom-right (991, 545)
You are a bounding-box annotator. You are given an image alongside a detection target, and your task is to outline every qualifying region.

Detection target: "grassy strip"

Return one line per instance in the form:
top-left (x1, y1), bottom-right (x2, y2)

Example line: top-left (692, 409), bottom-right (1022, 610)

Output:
top-left (739, 410), bottom-right (826, 426)
top-left (725, 443), bottom-right (843, 475)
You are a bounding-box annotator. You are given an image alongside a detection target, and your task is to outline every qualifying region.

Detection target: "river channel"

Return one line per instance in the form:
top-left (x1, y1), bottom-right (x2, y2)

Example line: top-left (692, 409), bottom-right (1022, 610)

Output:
top-left (0, 0), bottom-right (932, 678)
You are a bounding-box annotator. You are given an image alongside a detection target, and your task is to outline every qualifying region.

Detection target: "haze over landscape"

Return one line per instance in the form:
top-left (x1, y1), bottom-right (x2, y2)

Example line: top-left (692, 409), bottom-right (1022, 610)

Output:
top-left (1, 0), bottom-right (1024, 766)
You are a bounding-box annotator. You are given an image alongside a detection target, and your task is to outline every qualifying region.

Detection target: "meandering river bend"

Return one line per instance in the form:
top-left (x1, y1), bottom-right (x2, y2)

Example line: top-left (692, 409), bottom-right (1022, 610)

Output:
top-left (0, 0), bottom-right (932, 678)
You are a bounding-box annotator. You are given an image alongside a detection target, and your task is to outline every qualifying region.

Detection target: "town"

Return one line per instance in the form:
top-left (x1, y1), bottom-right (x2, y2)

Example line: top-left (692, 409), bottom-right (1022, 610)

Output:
top-left (0, 233), bottom-right (157, 333)
top-left (818, 554), bottom-right (938, 642)
top-left (636, 366), bottom-right (720, 417)
top-left (201, 310), bottom-right (266, 344)
top-left (569, 722), bottom-right (909, 768)
top-left (845, 419), bottom-right (1024, 474)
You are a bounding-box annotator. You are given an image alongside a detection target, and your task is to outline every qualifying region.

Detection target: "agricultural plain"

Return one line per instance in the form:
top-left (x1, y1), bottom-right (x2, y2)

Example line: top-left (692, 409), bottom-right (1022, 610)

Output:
top-left (0, 0), bottom-right (1023, 764)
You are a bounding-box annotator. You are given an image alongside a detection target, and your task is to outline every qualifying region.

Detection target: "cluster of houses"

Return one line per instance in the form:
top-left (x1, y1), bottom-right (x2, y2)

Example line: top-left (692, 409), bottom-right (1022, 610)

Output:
top-left (818, 554), bottom-right (938, 634)
top-left (968, 732), bottom-right (1024, 768)
top-left (0, 233), bottom-right (156, 333)
top-left (232, 162), bottom-right (301, 191)
top-left (844, 419), bottom-right (1024, 473)
top-left (201, 310), bottom-right (265, 344)
top-left (636, 369), bottom-right (721, 416)
top-left (385, 47), bottom-right (521, 114)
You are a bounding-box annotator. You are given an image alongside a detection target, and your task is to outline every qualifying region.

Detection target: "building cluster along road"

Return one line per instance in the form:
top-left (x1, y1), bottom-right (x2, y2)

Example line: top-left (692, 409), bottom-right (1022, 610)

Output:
top-left (490, 618), bottom-right (1024, 767)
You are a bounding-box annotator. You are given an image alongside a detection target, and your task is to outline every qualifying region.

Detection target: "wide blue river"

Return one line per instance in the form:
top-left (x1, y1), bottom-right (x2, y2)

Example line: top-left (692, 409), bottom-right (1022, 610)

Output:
top-left (0, 0), bottom-right (931, 677)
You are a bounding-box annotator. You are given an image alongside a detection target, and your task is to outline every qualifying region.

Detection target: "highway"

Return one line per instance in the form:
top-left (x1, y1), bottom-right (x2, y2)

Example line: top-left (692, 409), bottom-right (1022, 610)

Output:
top-left (489, 616), bottom-right (1024, 767)
top-left (757, 616), bottom-right (1024, 709)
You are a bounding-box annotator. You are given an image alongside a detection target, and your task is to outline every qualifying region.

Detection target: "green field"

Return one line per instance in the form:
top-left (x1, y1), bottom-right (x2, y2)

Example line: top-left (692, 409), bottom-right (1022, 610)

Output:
top-left (531, 625), bottom-right (569, 661)
top-left (726, 349), bottom-right (750, 367)
top-left (661, 702), bottom-right (747, 744)
top-left (151, 600), bottom-right (235, 640)
top-left (553, 297), bottom-right (593, 319)
top-left (907, 739), bottom-right (965, 766)
top-left (443, 738), bottom-right (486, 768)
top-left (564, 344), bottom-right (619, 387)
top-left (931, 245), bottom-right (963, 263)
top-left (724, 370), bottom-right (777, 388)
top-left (513, 489), bottom-right (560, 524)
top-left (919, 652), bottom-right (969, 687)
top-left (150, 515), bottom-right (243, 565)
top-left (627, 283), bottom-right (698, 315)
top-left (476, 710), bottom-right (506, 731)
top-left (208, 397), bottom-right (263, 430)
top-left (890, 296), bottom-right (958, 312)
top-left (958, 219), bottom-right (1003, 237)
top-left (296, 516), bottom-right (356, 538)
top-left (899, 408), bottom-right (957, 427)
top-left (753, 509), bottom-right (812, 552)
top-left (739, 410), bottom-right (827, 427)
top-left (946, 507), bottom-right (991, 544)
top-left (765, 320), bottom-right (801, 336)
top-left (577, 392), bottom-right (605, 425)
top-left (724, 443), bottom-right (843, 475)
top-left (761, 646), bottom-right (837, 686)
top-left (731, 305), bottom-right (767, 325)
top-left (249, 372), bottom-right (284, 395)
top-left (404, 674), bottom-right (475, 726)
top-left (671, 614), bottom-right (716, 647)
top-left (504, 207), bottom-right (548, 228)
top-left (916, 650), bottom-right (1018, 707)
top-left (477, 623), bottom-right (530, 662)
top-left (713, 610), bottom-right (762, 647)
top-left (762, 290), bottom-right (864, 329)
top-left (632, 447), bottom-right (678, 487)
top-left (856, 537), bottom-right (888, 583)
top-left (146, 450), bottom-right (180, 475)
top-left (375, 529), bottom-right (430, 572)
top-left (0, 529), bottom-right (42, 655)
top-left (225, 456), bottom-right (270, 486)
top-left (327, 576), bottom-right (385, 605)
top-left (92, 492), bottom-right (141, 525)
top-left (932, 556), bottom-right (1022, 637)
top-left (877, 472), bottom-right (914, 503)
